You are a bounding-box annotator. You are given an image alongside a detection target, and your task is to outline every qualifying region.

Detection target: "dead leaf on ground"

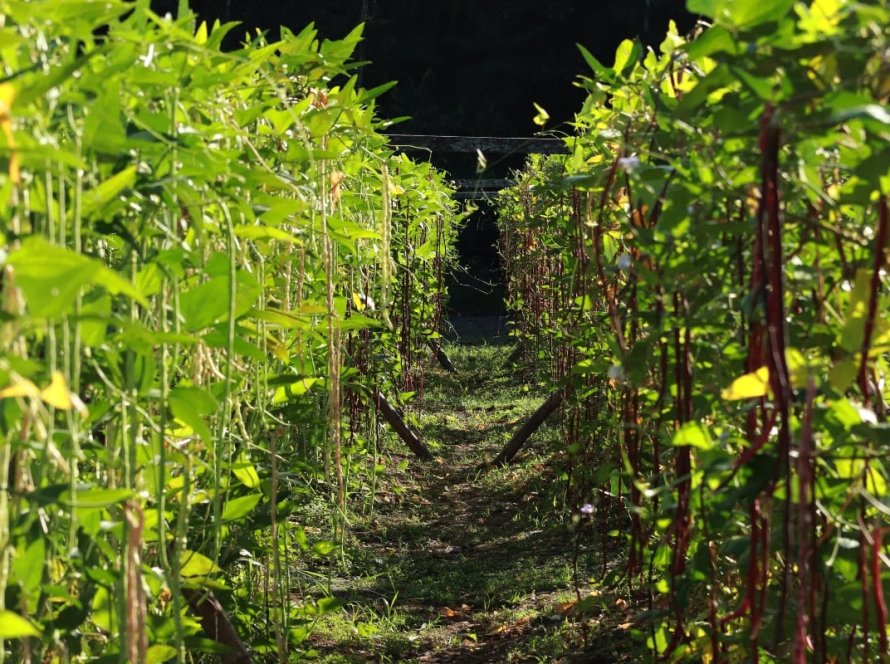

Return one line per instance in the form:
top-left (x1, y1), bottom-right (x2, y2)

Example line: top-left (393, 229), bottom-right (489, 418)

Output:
top-left (488, 616), bottom-right (532, 636)
top-left (440, 606), bottom-right (461, 619)
top-left (555, 600), bottom-right (577, 615)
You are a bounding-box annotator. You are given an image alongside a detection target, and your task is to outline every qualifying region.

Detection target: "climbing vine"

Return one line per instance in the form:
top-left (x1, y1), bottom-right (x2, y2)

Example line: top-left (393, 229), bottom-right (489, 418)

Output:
top-left (0, 2), bottom-right (458, 661)
top-left (498, 0), bottom-right (890, 659)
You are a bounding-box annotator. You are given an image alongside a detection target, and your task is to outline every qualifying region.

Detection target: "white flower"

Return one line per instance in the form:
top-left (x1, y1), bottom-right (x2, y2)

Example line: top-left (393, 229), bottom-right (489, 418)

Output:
top-left (580, 503), bottom-right (594, 515)
top-left (607, 364), bottom-right (625, 381)
top-left (617, 253), bottom-right (632, 271)
top-left (858, 407), bottom-right (878, 424)
top-left (618, 154), bottom-right (641, 172)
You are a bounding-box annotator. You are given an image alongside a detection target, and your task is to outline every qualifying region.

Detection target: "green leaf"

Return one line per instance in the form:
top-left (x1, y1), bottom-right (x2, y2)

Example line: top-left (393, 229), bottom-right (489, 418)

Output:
top-left (829, 105), bottom-right (890, 127)
top-left (178, 277), bottom-right (232, 332)
top-left (358, 80), bottom-right (397, 104)
top-left (180, 550), bottom-right (222, 578)
top-left (687, 0), bottom-right (720, 18)
top-left (233, 225), bottom-right (302, 244)
top-left (576, 44), bottom-right (613, 82)
top-left (671, 422), bottom-right (713, 450)
top-left (272, 377), bottom-right (320, 405)
top-left (179, 272), bottom-right (260, 331)
top-left (90, 585), bottom-right (113, 633)
top-left (728, 0), bottom-right (795, 29)
top-left (247, 307), bottom-right (311, 329)
top-left (839, 269), bottom-right (880, 353)
top-left (78, 290), bottom-right (112, 347)
top-left (81, 166), bottom-right (137, 218)
top-left (8, 237), bottom-right (146, 318)
top-left (685, 26), bottom-right (740, 59)
top-left (612, 39), bottom-right (641, 76)
top-left (316, 596), bottom-right (343, 614)
top-left (828, 360), bottom-right (859, 392)
top-left (146, 645), bottom-right (178, 664)
top-left (0, 610), bottom-right (40, 638)
top-left (294, 526), bottom-right (309, 551)
top-left (222, 494), bottom-right (262, 522)
top-left (689, 0), bottom-right (795, 29)
top-left (677, 65), bottom-right (733, 114)
top-left (169, 386), bottom-right (217, 443)
top-left (169, 386), bottom-right (218, 416)
top-left (334, 314), bottom-right (381, 331)
top-left (83, 84), bottom-right (128, 155)
top-left (232, 454), bottom-right (261, 489)
top-left (65, 487), bottom-right (133, 508)
top-left (11, 533), bottom-right (45, 599)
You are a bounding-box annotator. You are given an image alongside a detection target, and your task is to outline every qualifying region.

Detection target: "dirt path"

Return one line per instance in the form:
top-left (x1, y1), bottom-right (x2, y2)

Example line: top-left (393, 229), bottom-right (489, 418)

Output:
top-left (310, 344), bottom-right (634, 663)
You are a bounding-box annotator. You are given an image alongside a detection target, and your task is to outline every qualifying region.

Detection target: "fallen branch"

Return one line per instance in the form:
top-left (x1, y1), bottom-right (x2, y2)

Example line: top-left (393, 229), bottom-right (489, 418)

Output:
top-left (428, 339), bottom-right (456, 372)
top-left (183, 588), bottom-right (254, 664)
top-left (374, 388), bottom-right (434, 460)
top-left (491, 389), bottom-right (563, 466)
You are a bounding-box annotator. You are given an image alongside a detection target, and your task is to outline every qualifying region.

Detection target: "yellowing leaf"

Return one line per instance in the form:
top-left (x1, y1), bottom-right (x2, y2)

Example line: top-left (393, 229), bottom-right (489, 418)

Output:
top-left (0, 377), bottom-right (40, 400)
top-left (0, 82), bottom-right (19, 185)
top-left (721, 349), bottom-right (816, 400)
top-left (194, 21), bottom-right (208, 44)
top-left (330, 170), bottom-right (345, 207)
top-left (801, 0), bottom-right (842, 36)
top-left (352, 291), bottom-right (366, 312)
top-left (533, 102), bottom-right (549, 126)
top-left (0, 83), bottom-right (14, 114)
top-left (269, 341), bottom-right (289, 363)
top-left (838, 269), bottom-right (888, 353)
top-left (721, 366), bottom-right (770, 400)
top-left (0, 610), bottom-right (40, 638)
top-left (40, 371), bottom-right (73, 410)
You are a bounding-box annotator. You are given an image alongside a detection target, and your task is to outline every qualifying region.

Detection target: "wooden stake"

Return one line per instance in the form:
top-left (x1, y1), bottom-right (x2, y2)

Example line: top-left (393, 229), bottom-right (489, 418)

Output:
top-left (502, 342), bottom-right (524, 368)
top-left (183, 588), bottom-right (254, 664)
top-left (428, 339), bottom-right (456, 372)
top-left (374, 388), bottom-right (434, 460)
top-left (491, 390), bottom-right (563, 466)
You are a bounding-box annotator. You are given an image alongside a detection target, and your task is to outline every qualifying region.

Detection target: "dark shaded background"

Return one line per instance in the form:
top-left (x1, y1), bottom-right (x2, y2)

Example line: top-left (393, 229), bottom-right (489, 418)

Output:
top-left (152, 1), bottom-right (695, 318)
top-left (153, 1), bottom-right (694, 138)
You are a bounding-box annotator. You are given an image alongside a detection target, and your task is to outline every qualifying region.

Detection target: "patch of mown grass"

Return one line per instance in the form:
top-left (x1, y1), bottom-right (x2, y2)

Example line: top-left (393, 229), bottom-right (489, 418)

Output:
top-left (308, 342), bottom-right (644, 662)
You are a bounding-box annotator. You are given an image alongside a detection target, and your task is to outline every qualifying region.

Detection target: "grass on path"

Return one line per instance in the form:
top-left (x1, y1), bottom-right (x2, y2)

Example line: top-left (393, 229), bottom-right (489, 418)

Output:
top-left (306, 343), bottom-right (639, 663)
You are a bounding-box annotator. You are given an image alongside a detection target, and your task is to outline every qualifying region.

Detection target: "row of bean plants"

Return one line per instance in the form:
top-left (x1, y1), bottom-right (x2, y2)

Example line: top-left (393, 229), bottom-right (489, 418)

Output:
top-left (0, 1), bottom-right (458, 662)
top-left (498, 0), bottom-right (889, 660)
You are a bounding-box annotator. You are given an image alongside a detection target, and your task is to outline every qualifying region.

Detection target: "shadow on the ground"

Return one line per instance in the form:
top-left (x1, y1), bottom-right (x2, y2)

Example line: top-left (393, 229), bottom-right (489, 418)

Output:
top-left (308, 344), bottom-right (634, 663)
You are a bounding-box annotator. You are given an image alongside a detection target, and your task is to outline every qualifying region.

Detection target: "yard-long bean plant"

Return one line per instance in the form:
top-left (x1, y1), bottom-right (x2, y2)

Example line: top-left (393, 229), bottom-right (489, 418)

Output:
top-left (0, 2), bottom-right (458, 661)
top-left (498, 0), bottom-right (890, 659)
